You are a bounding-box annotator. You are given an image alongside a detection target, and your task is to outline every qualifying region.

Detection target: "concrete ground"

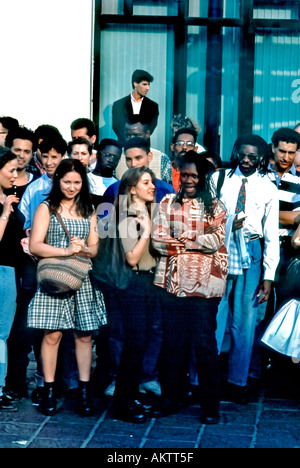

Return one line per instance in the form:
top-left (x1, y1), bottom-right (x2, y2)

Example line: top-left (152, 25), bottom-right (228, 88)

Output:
top-left (0, 350), bottom-right (299, 449)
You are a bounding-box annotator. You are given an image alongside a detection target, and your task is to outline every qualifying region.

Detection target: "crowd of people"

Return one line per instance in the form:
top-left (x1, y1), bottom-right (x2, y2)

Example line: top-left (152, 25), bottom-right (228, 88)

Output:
top-left (0, 69), bottom-right (300, 426)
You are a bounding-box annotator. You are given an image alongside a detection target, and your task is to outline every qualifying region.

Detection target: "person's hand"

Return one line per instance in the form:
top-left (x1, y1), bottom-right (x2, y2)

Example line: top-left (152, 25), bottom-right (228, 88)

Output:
top-left (137, 213), bottom-right (151, 238)
top-left (257, 280), bottom-right (272, 304)
top-left (232, 214), bottom-right (246, 231)
top-left (2, 194), bottom-right (19, 217)
top-left (204, 224), bottom-right (218, 234)
top-left (70, 236), bottom-right (86, 249)
top-left (65, 238), bottom-right (83, 255)
top-left (294, 212), bottom-right (300, 225)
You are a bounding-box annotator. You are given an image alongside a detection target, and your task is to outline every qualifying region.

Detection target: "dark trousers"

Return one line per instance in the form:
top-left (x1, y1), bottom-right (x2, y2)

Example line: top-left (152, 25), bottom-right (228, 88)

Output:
top-left (159, 292), bottom-right (221, 415)
top-left (114, 271), bottom-right (161, 406)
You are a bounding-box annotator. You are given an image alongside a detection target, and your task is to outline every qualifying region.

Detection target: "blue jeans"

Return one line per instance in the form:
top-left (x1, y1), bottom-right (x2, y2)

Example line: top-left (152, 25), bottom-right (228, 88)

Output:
top-left (0, 266), bottom-right (17, 392)
top-left (216, 239), bottom-right (262, 387)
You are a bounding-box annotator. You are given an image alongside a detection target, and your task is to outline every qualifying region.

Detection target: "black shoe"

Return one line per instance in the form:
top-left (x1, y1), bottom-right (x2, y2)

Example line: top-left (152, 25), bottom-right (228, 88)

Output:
top-left (113, 400), bottom-right (147, 423)
top-left (0, 395), bottom-right (18, 412)
top-left (41, 382), bottom-right (56, 416)
top-left (76, 381), bottom-right (94, 417)
top-left (4, 389), bottom-right (25, 402)
top-left (201, 412), bottom-right (220, 425)
top-left (226, 383), bottom-right (249, 405)
top-left (31, 386), bottom-right (44, 407)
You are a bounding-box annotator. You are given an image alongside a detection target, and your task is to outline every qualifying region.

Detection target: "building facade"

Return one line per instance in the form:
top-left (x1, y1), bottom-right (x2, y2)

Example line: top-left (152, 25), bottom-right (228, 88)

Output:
top-left (93, 0), bottom-right (300, 160)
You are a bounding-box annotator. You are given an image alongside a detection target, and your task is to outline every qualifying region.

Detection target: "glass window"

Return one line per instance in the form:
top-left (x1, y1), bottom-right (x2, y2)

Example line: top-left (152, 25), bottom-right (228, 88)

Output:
top-left (253, 29), bottom-right (300, 143)
top-left (98, 24), bottom-right (174, 153)
top-left (186, 25), bottom-right (240, 160)
top-left (253, 0), bottom-right (300, 19)
top-left (189, 0), bottom-right (241, 18)
top-left (133, 0), bottom-right (178, 16)
top-left (100, 0), bottom-right (123, 15)
top-left (220, 27), bottom-right (240, 160)
top-left (186, 26), bottom-right (207, 150)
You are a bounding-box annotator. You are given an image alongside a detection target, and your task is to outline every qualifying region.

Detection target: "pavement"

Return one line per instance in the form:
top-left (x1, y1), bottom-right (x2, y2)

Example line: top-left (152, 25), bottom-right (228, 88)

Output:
top-left (0, 350), bottom-right (299, 451)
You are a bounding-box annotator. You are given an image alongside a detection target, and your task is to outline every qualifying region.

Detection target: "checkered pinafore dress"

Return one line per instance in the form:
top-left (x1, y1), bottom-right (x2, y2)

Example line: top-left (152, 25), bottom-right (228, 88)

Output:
top-left (27, 210), bottom-right (107, 331)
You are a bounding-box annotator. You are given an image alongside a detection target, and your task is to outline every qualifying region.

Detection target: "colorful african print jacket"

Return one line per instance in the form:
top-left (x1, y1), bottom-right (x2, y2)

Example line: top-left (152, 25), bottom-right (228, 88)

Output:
top-left (152, 193), bottom-right (228, 298)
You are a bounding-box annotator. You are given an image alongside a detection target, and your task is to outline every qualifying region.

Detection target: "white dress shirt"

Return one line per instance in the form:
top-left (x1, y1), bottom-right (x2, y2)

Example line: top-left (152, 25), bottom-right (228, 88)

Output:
top-left (212, 167), bottom-right (280, 281)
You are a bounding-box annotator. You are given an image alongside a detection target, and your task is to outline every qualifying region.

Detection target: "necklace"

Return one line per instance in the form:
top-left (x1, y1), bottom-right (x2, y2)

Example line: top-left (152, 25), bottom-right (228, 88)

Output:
top-left (60, 202), bottom-right (76, 215)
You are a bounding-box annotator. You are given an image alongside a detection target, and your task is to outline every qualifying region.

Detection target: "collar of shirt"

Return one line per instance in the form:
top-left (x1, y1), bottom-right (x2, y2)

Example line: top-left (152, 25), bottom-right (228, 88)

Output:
top-left (268, 162), bottom-right (297, 176)
top-left (234, 166), bottom-right (258, 181)
top-left (131, 93), bottom-right (144, 114)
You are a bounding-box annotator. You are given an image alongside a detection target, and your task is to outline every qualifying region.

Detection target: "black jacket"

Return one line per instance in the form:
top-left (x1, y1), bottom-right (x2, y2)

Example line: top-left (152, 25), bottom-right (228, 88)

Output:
top-left (112, 94), bottom-right (159, 142)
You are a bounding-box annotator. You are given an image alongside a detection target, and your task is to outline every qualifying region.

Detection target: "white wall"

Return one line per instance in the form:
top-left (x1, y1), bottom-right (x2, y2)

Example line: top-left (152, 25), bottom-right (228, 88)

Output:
top-left (0, 0), bottom-right (94, 142)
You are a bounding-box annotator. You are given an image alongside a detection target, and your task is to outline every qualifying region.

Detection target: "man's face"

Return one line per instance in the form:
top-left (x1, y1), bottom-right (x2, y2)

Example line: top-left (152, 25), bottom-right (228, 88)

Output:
top-left (272, 141), bottom-right (298, 174)
top-left (70, 143), bottom-right (91, 169)
top-left (171, 133), bottom-right (196, 165)
top-left (41, 148), bottom-right (63, 177)
top-left (98, 145), bottom-right (121, 171)
top-left (0, 123), bottom-right (9, 147)
top-left (134, 81), bottom-right (150, 98)
top-left (237, 144), bottom-right (261, 176)
top-left (125, 147), bottom-right (152, 168)
top-left (11, 138), bottom-right (33, 171)
top-left (124, 122), bottom-right (148, 141)
top-left (71, 127), bottom-right (96, 146)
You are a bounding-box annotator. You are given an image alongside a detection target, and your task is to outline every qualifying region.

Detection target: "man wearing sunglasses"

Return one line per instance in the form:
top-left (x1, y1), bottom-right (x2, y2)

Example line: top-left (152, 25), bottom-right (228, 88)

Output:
top-left (212, 134), bottom-right (279, 405)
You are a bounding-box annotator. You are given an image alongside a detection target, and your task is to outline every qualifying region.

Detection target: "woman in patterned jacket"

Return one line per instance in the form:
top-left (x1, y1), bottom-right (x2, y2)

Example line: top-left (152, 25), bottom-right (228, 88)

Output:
top-left (152, 151), bottom-right (228, 424)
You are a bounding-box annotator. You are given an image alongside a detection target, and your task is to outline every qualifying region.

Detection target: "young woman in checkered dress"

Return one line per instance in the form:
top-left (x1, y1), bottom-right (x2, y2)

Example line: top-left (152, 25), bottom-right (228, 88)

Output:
top-left (27, 159), bottom-right (106, 416)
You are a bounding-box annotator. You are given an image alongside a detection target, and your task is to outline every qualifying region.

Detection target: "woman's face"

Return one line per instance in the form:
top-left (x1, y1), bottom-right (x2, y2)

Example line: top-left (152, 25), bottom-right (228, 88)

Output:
top-left (0, 158), bottom-right (18, 189)
top-left (180, 162), bottom-right (199, 198)
top-left (130, 172), bottom-right (155, 204)
top-left (60, 171), bottom-right (83, 200)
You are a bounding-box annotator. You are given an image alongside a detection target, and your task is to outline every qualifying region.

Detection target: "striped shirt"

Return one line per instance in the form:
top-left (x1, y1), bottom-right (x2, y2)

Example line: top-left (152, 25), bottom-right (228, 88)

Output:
top-left (266, 164), bottom-right (300, 237)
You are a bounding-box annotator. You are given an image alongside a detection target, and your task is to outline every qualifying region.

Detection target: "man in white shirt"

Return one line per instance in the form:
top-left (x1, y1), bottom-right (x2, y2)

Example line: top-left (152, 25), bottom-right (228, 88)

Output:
top-left (212, 134), bottom-right (279, 404)
top-left (112, 70), bottom-right (159, 145)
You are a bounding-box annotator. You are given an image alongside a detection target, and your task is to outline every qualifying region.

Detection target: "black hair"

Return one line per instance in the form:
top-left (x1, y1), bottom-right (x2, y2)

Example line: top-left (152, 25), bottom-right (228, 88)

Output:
top-left (271, 127), bottom-right (300, 149)
top-left (174, 151), bottom-right (215, 218)
top-left (5, 125), bottom-right (37, 152)
top-left (98, 138), bottom-right (122, 153)
top-left (0, 146), bottom-right (17, 170)
top-left (131, 69), bottom-right (154, 88)
top-left (47, 159), bottom-right (93, 217)
top-left (172, 127), bottom-right (198, 144)
top-left (34, 124), bottom-right (63, 142)
top-left (67, 137), bottom-right (93, 155)
top-left (0, 116), bottom-right (19, 132)
top-left (201, 150), bottom-right (222, 169)
top-left (229, 134), bottom-right (269, 174)
top-left (124, 136), bottom-right (151, 154)
top-left (39, 136), bottom-right (67, 156)
top-left (70, 118), bottom-right (97, 138)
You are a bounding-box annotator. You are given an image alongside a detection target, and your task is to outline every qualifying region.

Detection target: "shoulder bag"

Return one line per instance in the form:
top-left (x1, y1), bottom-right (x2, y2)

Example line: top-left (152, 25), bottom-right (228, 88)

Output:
top-left (92, 216), bottom-right (134, 291)
top-left (37, 213), bottom-right (91, 295)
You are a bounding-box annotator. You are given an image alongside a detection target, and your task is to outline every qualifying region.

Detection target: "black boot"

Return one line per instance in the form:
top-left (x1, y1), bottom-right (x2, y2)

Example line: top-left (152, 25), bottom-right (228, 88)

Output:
top-left (42, 382), bottom-right (56, 416)
top-left (77, 380), bottom-right (94, 417)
